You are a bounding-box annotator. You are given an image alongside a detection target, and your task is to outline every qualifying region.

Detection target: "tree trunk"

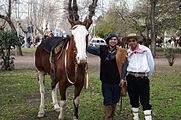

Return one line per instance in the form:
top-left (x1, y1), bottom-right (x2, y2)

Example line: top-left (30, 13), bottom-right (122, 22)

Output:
top-left (7, 20), bottom-right (23, 56)
top-left (0, 0), bottom-right (23, 56)
top-left (150, 0), bottom-right (156, 57)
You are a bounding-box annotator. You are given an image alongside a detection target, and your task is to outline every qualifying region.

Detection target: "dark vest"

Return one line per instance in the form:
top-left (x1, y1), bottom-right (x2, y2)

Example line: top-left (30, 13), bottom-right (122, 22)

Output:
top-left (100, 46), bottom-right (120, 84)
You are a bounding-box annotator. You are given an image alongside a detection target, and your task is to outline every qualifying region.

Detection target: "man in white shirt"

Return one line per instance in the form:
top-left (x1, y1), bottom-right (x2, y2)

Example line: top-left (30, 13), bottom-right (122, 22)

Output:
top-left (123, 34), bottom-right (154, 120)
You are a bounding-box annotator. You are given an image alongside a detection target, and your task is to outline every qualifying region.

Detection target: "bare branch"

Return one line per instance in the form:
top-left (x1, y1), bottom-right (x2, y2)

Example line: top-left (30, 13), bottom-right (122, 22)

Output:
top-left (18, 23), bottom-right (28, 34)
top-left (0, 20), bottom-right (6, 31)
top-left (7, 0), bottom-right (11, 18)
top-left (88, 0), bottom-right (98, 21)
top-left (83, 0), bottom-right (98, 29)
top-left (72, 0), bottom-right (79, 21)
top-left (68, 0), bottom-right (73, 20)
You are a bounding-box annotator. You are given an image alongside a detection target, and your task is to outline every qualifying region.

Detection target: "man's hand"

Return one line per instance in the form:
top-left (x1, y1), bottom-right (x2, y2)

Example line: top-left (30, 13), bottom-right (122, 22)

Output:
top-left (119, 79), bottom-right (125, 87)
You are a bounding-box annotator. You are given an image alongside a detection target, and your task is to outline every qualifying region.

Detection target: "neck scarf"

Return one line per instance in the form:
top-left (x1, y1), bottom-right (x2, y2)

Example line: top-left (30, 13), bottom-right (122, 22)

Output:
top-left (128, 45), bottom-right (146, 57)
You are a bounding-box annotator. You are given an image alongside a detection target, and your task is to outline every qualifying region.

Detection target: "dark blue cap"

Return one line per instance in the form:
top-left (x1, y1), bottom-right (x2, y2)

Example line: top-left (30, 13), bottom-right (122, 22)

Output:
top-left (105, 33), bottom-right (118, 44)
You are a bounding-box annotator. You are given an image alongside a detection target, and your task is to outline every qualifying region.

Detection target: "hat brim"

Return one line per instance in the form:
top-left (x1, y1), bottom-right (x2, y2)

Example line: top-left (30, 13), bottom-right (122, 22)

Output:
top-left (122, 36), bottom-right (143, 42)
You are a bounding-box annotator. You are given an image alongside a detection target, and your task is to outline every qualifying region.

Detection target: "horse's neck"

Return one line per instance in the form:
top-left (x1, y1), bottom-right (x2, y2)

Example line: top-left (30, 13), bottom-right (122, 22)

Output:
top-left (66, 39), bottom-right (76, 67)
top-left (66, 39), bottom-right (86, 81)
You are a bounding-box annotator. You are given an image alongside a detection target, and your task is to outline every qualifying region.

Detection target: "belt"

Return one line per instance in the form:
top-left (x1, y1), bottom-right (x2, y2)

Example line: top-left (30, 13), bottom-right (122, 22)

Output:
top-left (127, 72), bottom-right (148, 77)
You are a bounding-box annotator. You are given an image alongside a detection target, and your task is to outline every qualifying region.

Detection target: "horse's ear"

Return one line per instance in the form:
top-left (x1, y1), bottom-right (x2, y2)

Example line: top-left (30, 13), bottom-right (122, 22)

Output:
top-left (67, 17), bottom-right (75, 27)
top-left (83, 17), bottom-right (92, 29)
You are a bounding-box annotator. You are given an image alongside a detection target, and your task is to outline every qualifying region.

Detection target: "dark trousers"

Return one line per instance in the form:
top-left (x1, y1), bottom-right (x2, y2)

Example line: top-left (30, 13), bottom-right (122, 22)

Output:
top-left (126, 74), bottom-right (152, 111)
top-left (102, 83), bottom-right (121, 106)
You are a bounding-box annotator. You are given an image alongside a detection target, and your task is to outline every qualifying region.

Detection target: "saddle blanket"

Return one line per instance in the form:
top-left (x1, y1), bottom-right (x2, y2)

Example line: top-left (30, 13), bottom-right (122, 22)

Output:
top-left (39, 37), bottom-right (68, 54)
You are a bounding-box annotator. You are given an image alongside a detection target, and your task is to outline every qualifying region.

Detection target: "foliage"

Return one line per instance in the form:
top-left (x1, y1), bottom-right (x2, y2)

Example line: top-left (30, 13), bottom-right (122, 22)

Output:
top-left (0, 66), bottom-right (181, 119)
top-left (96, 10), bottom-right (118, 37)
top-left (95, 3), bottom-right (131, 37)
top-left (0, 31), bottom-right (19, 70)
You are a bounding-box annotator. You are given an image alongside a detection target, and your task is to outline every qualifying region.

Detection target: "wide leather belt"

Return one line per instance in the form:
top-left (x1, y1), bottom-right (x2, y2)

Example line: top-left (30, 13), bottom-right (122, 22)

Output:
top-left (128, 72), bottom-right (148, 77)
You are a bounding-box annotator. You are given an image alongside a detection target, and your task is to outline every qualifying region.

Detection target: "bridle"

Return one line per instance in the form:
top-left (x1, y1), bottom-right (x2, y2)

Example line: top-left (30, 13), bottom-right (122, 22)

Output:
top-left (64, 24), bottom-right (88, 84)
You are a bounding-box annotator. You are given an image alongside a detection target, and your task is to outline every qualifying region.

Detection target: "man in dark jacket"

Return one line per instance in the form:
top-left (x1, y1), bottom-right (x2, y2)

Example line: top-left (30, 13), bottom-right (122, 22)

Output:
top-left (87, 33), bottom-right (127, 120)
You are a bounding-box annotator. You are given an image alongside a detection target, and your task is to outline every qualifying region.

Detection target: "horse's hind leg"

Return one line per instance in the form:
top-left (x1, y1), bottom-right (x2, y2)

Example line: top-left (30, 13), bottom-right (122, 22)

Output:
top-left (51, 83), bottom-right (60, 112)
top-left (73, 84), bottom-right (84, 120)
top-left (37, 71), bottom-right (45, 118)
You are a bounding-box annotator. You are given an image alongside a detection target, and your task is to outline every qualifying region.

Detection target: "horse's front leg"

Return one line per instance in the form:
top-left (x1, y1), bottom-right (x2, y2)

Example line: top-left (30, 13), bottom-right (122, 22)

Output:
top-left (51, 83), bottom-right (61, 112)
top-left (73, 83), bottom-right (84, 120)
top-left (58, 84), bottom-right (67, 120)
top-left (37, 71), bottom-right (45, 118)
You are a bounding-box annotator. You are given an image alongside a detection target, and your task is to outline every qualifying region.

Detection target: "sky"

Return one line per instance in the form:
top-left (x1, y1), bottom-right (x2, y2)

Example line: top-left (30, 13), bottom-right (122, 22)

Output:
top-left (105, 0), bottom-right (136, 10)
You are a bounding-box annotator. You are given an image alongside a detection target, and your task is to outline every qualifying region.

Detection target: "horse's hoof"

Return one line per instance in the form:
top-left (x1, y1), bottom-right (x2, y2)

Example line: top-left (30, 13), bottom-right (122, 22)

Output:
top-left (54, 107), bottom-right (61, 112)
top-left (37, 111), bottom-right (45, 118)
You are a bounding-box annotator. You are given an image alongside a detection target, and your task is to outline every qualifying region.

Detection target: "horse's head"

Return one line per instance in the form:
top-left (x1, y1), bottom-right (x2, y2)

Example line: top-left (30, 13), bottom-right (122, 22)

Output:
top-left (68, 17), bottom-right (91, 64)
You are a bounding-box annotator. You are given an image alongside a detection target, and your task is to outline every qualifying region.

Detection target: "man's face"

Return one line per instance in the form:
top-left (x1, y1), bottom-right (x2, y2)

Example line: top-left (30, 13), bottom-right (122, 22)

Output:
top-left (128, 38), bottom-right (138, 49)
top-left (108, 37), bottom-right (118, 47)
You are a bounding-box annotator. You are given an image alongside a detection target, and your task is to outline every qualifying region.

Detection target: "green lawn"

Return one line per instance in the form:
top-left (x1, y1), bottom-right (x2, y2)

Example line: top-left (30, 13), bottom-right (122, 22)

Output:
top-left (0, 47), bottom-right (181, 119)
top-left (0, 66), bottom-right (181, 120)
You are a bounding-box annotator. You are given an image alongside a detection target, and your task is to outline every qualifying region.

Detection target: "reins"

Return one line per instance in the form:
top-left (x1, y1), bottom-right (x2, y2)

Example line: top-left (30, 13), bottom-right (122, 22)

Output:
top-left (64, 40), bottom-right (78, 84)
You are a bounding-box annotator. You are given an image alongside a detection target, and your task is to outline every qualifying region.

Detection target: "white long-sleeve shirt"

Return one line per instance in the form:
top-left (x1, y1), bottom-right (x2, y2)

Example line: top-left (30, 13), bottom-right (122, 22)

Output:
top-left (127, 44), bottom-right (154, 76)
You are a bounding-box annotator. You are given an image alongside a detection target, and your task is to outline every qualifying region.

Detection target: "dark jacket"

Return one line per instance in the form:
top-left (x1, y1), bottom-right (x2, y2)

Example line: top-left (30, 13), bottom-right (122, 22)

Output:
top-left (87, 45), bottom-right (127, 84)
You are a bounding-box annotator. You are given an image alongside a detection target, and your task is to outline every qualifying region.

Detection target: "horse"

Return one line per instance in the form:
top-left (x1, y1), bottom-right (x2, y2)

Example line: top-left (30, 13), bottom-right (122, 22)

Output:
top-left (175, 38), bottom-right (181, 47)
top-left (35, 17), bottom-right (90, 120)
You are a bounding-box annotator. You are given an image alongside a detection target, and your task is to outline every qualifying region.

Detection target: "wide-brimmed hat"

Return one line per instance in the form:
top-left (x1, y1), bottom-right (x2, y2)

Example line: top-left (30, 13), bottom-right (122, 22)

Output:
top-left (122, 33), bottom-right (143, 42)
top-left (105, 33), bottom-right (118, 44)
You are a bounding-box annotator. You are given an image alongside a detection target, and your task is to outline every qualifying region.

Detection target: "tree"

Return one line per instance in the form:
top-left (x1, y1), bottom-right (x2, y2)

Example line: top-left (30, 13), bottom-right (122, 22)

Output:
top-left (150, 0), bottom-right (157, 57)
top-left (0, 0), bottom-right (23, 56)
top-left (67, 0), bottom-right (98, 27)
top-left (0, 31), bottom-right (19, 70)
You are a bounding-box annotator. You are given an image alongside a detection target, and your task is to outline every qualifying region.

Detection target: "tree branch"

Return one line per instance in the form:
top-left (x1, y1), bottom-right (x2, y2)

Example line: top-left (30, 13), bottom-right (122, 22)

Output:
top-left (72, 0), bottom-right (79, 21)
top-left (88, 0), bottom-right (98, 23)
top-left (7, 0), bottom-right (11, 18)
top-left (18, 23), bottom-right (28, 34)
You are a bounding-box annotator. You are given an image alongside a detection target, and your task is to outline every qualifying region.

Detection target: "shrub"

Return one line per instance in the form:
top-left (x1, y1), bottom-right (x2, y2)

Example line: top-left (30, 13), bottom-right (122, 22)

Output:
top-left (0, 31), bottom-right (19, 70)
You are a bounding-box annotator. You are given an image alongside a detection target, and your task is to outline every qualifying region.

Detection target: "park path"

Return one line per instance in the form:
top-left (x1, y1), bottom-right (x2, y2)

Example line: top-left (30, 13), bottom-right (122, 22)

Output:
top-left (14, 51), bottom-right (181, 70)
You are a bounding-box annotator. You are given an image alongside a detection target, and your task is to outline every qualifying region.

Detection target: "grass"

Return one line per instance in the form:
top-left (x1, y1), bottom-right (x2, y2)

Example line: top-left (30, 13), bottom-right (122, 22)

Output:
top-left (0, 48), bottom-right (181, 120)
top-left (21, 48), bottom-right (36, 53)
top-left (0, 66), bottom-right (181, 120)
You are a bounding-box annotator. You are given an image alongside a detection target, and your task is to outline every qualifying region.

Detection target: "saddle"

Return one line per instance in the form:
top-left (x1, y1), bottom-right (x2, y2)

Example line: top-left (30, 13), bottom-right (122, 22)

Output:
top-left (39, 36), bottom-right (69, 54)
top-left (39, 36), bottom-right (69, 89)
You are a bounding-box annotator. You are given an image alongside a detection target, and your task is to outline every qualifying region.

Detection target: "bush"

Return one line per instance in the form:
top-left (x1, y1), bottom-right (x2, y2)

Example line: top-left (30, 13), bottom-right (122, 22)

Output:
top-left (0, 31), bottom-right (19, 70)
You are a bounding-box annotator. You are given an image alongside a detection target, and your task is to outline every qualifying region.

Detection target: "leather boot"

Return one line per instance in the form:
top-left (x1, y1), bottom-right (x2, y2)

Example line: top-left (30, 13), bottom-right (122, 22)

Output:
top-left (112, 104), bottom-right (116, 119)
top-left (104, 105), bottom-right (113, 120)
top-left (132, 108), bottom-right (139, 120)
top-left (144, 110), bottom-right (152, 120)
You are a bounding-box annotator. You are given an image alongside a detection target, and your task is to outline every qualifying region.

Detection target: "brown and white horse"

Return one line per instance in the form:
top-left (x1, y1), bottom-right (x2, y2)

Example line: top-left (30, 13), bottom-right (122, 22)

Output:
top-left (35, 18), bottom-right (90, 120)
